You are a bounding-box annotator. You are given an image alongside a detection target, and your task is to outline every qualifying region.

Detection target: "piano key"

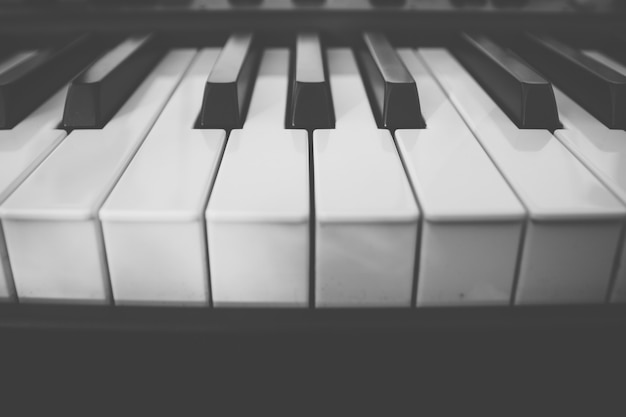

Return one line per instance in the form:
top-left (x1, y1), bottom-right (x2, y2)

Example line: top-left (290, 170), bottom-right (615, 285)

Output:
top-left (292, 0), bottom-right (325, 5)
top-left (600, 35), bottom-right (626, 67)
top-left (100, 48), bottom-right (223, 306)
top-left (369, 0), bottom-right (407, 7)
top-left (514, 34), bottom-right (626, 129)
top-left (63, 34), bottom-right (164, 129)
top-left (206, 49), bottom-right (309, 307)
top-left (0, 85), bottom-right (70, 302)
top-left (550, 85), bottom-right (626, 302)
top-left (582, 50), bottom-right (626, 76)
top-left (453, 34), bottom-right (560, 129)
top-left (197, 33), bottom-right (259, 129)
top-left (358, 32), bottom-right (425, 129)
top-left (0, 50), bottom-right (38, 75)
top-left (396, 49), bottom-right (525, 306)
top-left (0, 34), bottom-right (101, 129)
top-left (0, 50), bottom-right (196, 304)
top-left (419, 48), bottom-right (626, 305)
top-left (287, 32), bottom-right (334, 129)
top-left (313, 48), bottom-right (419, 307)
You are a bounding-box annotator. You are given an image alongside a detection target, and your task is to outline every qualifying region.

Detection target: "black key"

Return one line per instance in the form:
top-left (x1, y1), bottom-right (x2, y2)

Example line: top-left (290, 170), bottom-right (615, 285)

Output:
top-left (0, 34), bottom-right (101, 129)
top-left (369, 0), bottom-right (407, 7)
top-left (514, 34), bottom-right (626, 129)
top-left (229, 0), bottom-right (262, 6)
top-left (292, 0), bottom-right (325, 5)
top-left (198, 33), bottom-right (259, 129)
top-left (453, 34), bottom-right (559, 129)
top-left (450, 0), bottom-right (487, 6)
top-left (358, 32), bottom-right (425, 129)
top-left (63, 34), bottom-right (164, 129)
top-left (602, 34), bottom-right (626, 67)
top-left (0, 50), bottom-right (39, 76)
top-left (287, 33), bottom-right (334, 129)
top-left (491, 0), bottom-right (528, 7)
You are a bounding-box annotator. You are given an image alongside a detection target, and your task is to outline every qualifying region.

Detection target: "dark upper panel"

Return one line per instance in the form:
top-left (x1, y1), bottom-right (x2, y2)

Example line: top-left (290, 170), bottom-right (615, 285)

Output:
top-left (0, 0), bottom-right (623, 34)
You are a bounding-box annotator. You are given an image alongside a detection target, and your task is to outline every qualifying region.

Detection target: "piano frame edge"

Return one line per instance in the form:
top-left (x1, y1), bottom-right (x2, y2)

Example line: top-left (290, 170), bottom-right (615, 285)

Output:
top-left (1, 303), bottom-right (625, 335)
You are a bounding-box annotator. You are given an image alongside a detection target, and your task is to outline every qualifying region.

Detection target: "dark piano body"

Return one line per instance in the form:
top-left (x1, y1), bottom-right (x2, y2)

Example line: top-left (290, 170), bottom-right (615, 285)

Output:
top-left (0, 1), bottom-right (626, 376)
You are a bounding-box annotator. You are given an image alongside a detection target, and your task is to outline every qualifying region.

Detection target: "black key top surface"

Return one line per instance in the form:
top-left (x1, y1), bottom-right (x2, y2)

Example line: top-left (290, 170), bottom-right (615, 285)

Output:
top-left (358, 32), bottom-right (425, 129)
top-left (453, 34), bottom-right (560, 129)
top-left (0, 34), bottom-right (101, 129)
top-left (62, 34), bottom-right (164, 129)
top-left (515, 34), bottom-right (626, 129)
top-left (288, 33), bottom-right (334, 129)
top-left (198, 32), bottom-right (259, 129)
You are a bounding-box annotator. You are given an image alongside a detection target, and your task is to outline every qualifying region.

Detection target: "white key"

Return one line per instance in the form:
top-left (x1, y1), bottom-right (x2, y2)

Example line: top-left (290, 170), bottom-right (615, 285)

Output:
top-left (206, 49), bottom-right (309, 307)
top-left (396, 49), bottom-right (525, 307)
top-left (552, 82), bottom-right (626, 302)
top-left (419, 48), bottom-right (626, 305)
top-left (0, 84), bottom-right (69, 301)
top-left (100, 49), bottom-right (224, 306)
top-left (0, 50), bottom-right (196, 304)
top-left (313, 49), bottom-right (419, 307)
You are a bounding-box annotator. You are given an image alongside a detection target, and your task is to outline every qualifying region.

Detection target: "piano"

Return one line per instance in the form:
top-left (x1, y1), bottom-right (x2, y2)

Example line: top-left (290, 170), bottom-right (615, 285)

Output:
top-left (1, 0), bottom-right (626, 359)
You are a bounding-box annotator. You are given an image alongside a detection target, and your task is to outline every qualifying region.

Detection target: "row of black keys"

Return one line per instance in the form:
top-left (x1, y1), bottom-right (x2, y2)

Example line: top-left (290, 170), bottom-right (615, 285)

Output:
top-left (1, 31), bottom-right (625, 131)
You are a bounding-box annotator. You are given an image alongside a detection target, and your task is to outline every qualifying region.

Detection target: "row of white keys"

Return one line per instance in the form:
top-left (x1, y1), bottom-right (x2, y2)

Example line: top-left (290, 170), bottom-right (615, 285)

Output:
top-left (0, 50), bottom-right (197, 304)
top-left (206, 49), bottom-right (310, 307)
top-left (418, 48), bottom-right (626, 304)
top-left (313, 49), bottom-right (418, 307)
top-left (99, 49), bottom-right (224, 306)
top-left (395, 50), bottom-right (525, 306)
top-left (0, 85), bottom-right (69, 301)
top-left (553, 51), bottom-right (626, 302)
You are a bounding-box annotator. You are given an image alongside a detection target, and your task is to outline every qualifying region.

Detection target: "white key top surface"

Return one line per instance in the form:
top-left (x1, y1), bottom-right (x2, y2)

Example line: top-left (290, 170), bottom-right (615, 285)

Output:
top-left (0, 50), bottom-right (196, 303)
top-left (0, 85), bottom-right (70, 301)
top-left (100, 49), bottom-right (224, 306)
top-left (313, 49), bottom-right (419, 307)
top-left (419, 48), bottom-right (625, 304)
top-left (206, 49), bottom-right (310, 307)
top-left (552, 74), bottom-right (626, 302)
top-left (396, 49), bottom-right (525, 306)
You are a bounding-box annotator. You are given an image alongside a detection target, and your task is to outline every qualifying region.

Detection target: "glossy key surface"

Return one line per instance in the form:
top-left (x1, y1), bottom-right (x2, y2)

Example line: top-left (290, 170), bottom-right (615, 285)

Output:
top-left (0, 84), bottom-right (69, 302)
top-left (206, 49), bottom-right (310, 307)
top-left (198, 33), bottom-right (258, 129)
top-left (358, 32), bottom-right (425, 129)
top-left (63, 34), bottom-right (164, 129)
top-left (552, 79), bottom-right (626, 303)
top-left (314, 48), bottom-right (419, 307)
top-left (515, 34), bottom-right (626, 129)
top-left (101, 48), bottom-right (224, 306)
top-left (0, 35), bottom-right (101, 129)
top-left (0, 50), bottom-right (196, 304)
top-left (397, 49), bottom-right (525, 306)
top-left (453, 34), bottom-right (559, 129)
top-left (420, 48), bottom-right (625, 305)
top-left (288, 32), bottom-right (334, 129)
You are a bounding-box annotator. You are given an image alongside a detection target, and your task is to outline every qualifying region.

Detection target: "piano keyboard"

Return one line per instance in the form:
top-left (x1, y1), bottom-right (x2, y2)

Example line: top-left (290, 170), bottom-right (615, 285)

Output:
top-left (0, 32), bottom-right (625, 308)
